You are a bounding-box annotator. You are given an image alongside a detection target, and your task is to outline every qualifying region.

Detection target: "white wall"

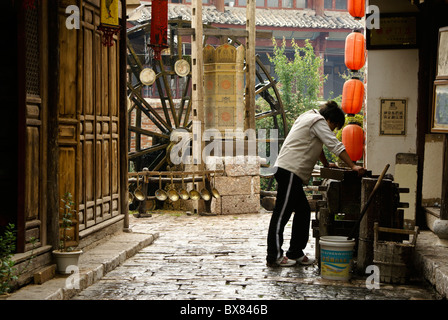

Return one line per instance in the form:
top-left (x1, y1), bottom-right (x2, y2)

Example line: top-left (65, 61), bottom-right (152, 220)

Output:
top-left (365, 49), bottom-right (419, 176)
top-left (422, 134), bottom-right (444, 205)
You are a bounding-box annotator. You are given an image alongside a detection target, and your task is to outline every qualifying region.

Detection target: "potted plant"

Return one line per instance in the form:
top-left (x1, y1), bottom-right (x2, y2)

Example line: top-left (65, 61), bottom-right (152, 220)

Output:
top-left (52, 192), bottom-right (83, 274)
top-left (0, 224), bottom-right (36, 298)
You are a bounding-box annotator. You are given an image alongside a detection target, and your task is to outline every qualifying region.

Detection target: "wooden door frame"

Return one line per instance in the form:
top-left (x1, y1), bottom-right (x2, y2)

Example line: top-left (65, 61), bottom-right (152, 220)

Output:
top-left (47, 0), bottom-right (61, 250)
top-left (17, 0), bottom-right (27, 253)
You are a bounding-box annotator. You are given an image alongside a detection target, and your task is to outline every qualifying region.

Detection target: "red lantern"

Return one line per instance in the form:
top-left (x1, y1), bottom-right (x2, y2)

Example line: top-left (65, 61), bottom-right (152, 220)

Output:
top-left (345, 31), bottom-right (366, 72)
top-left (150, 0), bottom-right (169, 60)
top-left (342, 123), bottom-right (364, 162)
top-left (348, 0), bottom-right (365, 20)
top-left (341, 77), bottom-right (364, 115)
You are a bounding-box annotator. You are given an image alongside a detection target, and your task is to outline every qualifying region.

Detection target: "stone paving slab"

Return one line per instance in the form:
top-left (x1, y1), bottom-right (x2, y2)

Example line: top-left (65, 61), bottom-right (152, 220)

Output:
top-left (70, 212), bottom-right (441, 301)
top-left (5, 210), bottom-right (446, 302)
top-left (414, 230), bottom-right (448, 299)
top-left (6, 231), bottom-right (158, 300)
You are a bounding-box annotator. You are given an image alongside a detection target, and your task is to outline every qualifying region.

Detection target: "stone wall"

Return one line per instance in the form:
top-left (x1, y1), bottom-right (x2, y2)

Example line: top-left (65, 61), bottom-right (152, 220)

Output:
top-left (206, 156), bottom-right (260, 215)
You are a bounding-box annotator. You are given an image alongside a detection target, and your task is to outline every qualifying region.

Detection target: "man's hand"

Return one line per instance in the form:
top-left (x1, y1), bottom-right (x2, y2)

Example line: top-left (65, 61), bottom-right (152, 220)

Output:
top-left (338, 150), bottom-right (366, 176)
top-left (351, 165), bottom-right (366, 177)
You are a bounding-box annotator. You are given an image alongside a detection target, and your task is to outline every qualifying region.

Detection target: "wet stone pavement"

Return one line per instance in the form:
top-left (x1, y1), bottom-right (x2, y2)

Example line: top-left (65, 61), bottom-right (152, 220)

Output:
top-left (72, 211), bottom-right (441, 301)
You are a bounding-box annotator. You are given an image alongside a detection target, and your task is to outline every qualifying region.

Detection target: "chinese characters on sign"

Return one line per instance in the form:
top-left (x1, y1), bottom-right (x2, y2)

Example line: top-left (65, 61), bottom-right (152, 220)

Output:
top-left (380, 99), bottom-right (407, 135)
top-left (367, 14), bottom-right (417, 49)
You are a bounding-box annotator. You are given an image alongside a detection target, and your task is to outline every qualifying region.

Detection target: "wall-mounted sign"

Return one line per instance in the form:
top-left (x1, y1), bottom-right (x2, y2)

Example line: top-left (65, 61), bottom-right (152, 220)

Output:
top-left (380, 99), bottom-right (407, 135)
top-left (431, 80), bottom-right (448, 133)
top-left (367, 13), bottom-right (418, 50)
top-left (436, 26), bottom-right (448, 80)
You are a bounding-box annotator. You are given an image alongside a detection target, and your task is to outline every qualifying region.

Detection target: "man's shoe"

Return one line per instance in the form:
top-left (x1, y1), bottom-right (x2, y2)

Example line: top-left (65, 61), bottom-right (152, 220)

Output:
top-left (266, 256), bottom-right (296, 267)
top-left (294, 255), bottom-right (315, 265)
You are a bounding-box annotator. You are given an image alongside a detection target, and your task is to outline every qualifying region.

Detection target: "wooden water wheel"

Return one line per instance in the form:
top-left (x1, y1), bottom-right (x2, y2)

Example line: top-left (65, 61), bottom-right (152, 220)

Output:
top-left (126, 20), bottom-right (287, 192)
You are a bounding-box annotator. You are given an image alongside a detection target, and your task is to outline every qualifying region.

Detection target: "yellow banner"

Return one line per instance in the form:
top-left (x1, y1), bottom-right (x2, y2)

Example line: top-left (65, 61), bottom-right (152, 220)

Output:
top-left (101, 0), bottom-right (119, 27)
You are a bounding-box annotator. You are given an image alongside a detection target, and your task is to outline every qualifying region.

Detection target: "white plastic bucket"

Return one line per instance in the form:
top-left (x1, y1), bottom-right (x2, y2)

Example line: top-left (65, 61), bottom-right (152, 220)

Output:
top-left (319, 236), bottom-right (356, 281)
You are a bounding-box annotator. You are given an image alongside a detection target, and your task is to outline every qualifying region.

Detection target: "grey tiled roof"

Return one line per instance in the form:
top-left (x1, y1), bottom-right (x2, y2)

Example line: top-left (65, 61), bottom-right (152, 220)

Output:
top-left (130, 4), bottom-right (363, 30)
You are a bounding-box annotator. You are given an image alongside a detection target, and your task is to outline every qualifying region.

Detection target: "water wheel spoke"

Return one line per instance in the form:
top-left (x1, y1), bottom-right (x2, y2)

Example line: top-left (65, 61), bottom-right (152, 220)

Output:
top-left (157, 59), bottom-right (180, 128)
top-left (129, 126), bottom-right (170, 140)
top-left (128, 143), bottom-right (169, 160)
top-left (178, 75), bottom-right (192, 126)
top-left (183, 99), bottom-right (193, 128)
top-left (255, 81), bottom-right (276, 95)
top-left (130, 95), bottom-right (167, 134)
top-left (127, 37), bottom-right (144, 73)
top-left (152, 61), bottom-right (174, 129)
top-left (128, 83), bottom-right (171, 132)
top-left (255, 110), bottom-right (280, 120)
top-left (153, 154), bottom-right (168, 171)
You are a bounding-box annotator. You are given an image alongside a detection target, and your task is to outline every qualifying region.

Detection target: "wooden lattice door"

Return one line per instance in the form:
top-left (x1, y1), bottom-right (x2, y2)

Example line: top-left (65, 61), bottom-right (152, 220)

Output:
top-left (58, 1), bottom-right (121, 244)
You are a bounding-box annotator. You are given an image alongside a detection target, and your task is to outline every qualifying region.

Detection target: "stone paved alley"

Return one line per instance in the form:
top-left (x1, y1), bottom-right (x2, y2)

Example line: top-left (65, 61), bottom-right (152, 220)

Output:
top-left (70, 211), bottom-right (441, 301)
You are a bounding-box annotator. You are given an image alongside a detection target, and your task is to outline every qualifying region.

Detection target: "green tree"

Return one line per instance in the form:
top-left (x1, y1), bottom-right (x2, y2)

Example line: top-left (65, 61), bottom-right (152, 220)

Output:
top-left (267, 37), bottom-right (327, 129)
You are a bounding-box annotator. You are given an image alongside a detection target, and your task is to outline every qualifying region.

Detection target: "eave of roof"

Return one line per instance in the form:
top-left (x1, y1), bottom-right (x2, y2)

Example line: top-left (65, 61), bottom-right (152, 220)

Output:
top-left (128, 3), bottom-right (364, 30)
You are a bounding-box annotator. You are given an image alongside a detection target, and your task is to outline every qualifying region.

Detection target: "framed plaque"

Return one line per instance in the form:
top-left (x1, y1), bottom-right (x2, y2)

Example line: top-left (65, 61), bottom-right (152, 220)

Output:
top-left (436, 27), bottom-right (448, 80)
top-left (431, 80), bottom-right (448, 133)
top-left (380, 99), bottom-right (407, 135)
top-left (366, 13), bottom-right (418, 50)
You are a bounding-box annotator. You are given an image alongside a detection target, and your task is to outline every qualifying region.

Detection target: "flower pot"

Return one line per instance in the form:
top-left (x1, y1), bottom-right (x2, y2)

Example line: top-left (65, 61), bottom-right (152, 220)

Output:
top-left (52, 250), bottom-right (83, 274)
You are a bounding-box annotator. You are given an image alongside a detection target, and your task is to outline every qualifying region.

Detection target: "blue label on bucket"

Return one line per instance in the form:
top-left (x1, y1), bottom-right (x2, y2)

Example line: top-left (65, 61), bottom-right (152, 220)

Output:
top-left (320, 249), bottom-right (352, 264)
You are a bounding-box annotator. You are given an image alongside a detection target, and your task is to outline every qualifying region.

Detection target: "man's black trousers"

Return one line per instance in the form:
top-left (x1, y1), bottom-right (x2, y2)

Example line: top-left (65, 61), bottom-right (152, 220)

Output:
top-left (266, 167), bottom-right (311, 263)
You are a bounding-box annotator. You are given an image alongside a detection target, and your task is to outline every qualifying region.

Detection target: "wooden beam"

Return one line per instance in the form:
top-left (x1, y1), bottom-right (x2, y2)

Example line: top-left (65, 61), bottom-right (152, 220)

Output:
top-left (245, 0), bottom-right (256, 131)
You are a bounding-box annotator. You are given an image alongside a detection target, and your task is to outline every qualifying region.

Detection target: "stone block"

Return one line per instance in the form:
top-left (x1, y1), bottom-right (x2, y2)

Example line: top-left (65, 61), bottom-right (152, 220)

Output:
top-left (224, 156), bottom-right (260, 177)
top-left (214, 176), bottom-right (253, 196)
top-left (251, 175), bottom-right (260, 194)
top-left (220, 194), bottom-right (260, 215)
top-left (204, 156), bottom-right (225, 171)
top-left (33, 264), bottom-right (56, 285)
top-left (210, 197), bottom-right (222, 215)
top-left (204, 156), bottom-right (260, 176)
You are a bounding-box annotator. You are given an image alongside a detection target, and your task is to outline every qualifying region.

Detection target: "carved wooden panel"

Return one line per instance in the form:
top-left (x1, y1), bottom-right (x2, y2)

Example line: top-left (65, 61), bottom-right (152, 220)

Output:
top-left (23, 3), bottom-right (44, 251)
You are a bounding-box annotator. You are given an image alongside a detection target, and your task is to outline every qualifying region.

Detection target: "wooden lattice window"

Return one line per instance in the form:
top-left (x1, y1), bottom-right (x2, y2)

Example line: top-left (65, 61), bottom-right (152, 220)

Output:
top-left (25, 5), bottom-right (40, 96)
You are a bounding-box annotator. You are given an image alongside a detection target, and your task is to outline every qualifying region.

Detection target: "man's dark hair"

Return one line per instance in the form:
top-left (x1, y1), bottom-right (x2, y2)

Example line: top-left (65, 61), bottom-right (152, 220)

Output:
top-left (318, 101), bottom-right (345, 130)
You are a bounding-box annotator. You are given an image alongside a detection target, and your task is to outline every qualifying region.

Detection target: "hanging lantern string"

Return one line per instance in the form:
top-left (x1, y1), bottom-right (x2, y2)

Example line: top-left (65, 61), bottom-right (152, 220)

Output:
top-left (341, 1), bottom-right (366, 163)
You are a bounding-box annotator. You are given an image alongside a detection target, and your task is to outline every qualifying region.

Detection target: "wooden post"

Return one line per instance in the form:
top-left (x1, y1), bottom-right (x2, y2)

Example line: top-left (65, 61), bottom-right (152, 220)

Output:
top-left (314, 0), bottom-right (324, 16)
top-left (441, 135), bottom-right (448, 220)
top-left (245, 0), bottom-right (256, 131)
top-left (120, 0), bottom-right (131, 231)
top-left (357, 177), bottom-right (394, 274)
top-left (191, 0), bottom-right (204, 166)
